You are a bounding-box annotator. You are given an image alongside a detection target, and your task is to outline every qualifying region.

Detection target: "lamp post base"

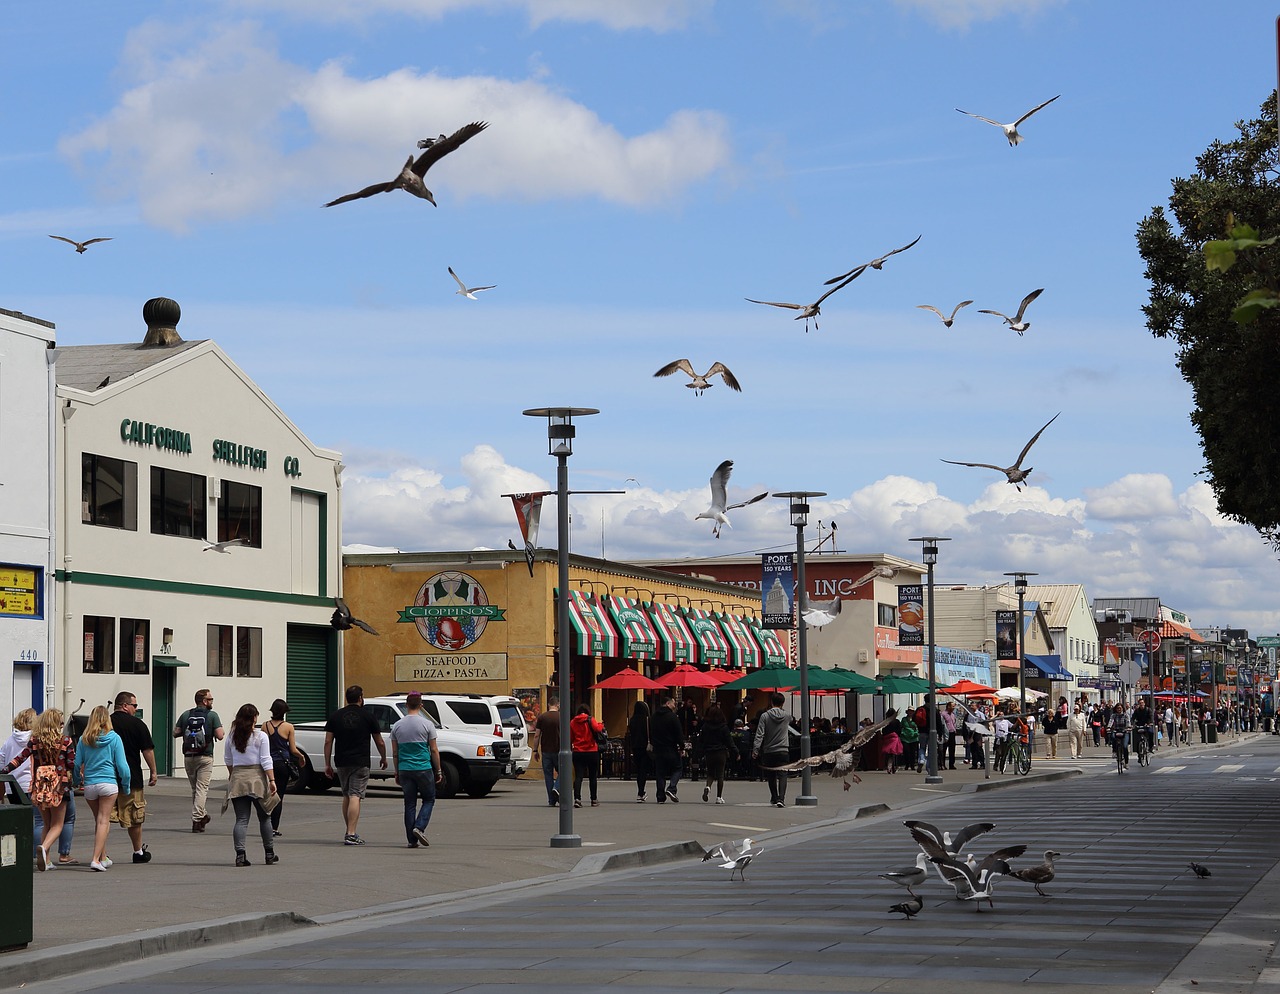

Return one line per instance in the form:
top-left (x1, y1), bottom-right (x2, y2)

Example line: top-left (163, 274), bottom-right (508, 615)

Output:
top-left (793, 794), bottom-right (818, 807)
top-left (924, 774), bottom-right (944, 785)
top-left (550, 834), bottom-right (582, 848)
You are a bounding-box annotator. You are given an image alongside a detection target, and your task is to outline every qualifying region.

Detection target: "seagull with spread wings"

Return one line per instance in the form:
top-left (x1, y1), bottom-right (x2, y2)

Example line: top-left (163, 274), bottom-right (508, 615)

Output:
top-left (654, 359), bottom-right (742, 396)
top-left (745, 266), bottom-right (866, 333)
top-left (764, 716), bottom-right (893, 789)
top-left (331, 596), bottom-right (379, 636)
top-left (917, 300), bottom-right (974, 327)
top-left (903, 820), bottom-right (996, 857)
top-left (324, 121), bottom-right (488, 208)
top-left (927, 844), bottom-right (1028, 910)
top-left (979, 287), bottom-right (1044, 335)
top-left (701, 836), bottom-right (754, 863)
top-left (696, 460), bottom-right (767, 538)
top-left (448, 266), bottom-right (496, 299)
top-left (940, 412), bottom-right (1060, 491)
top-left (202, 537), bottom-right (250, 554)
top-left (955, 95), bottom-right (1060, 146)
top-left (824, 234), bottom-right (921, 286)
top-left (49, 235), bottom-right (112, 254)
top-left (800, 594), bottom-right (841, 628)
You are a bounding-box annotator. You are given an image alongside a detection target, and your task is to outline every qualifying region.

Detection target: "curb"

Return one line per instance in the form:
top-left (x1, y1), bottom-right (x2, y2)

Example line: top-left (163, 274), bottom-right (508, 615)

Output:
top-left (0, 911), bottom-right (313, 988)
top-left (573, 840), bottom-right (706, 874)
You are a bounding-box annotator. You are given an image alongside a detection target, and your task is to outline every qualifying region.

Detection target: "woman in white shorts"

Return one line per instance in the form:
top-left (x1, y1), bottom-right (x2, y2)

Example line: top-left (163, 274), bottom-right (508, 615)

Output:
top-left (75, 706), bottom-right (130, 871)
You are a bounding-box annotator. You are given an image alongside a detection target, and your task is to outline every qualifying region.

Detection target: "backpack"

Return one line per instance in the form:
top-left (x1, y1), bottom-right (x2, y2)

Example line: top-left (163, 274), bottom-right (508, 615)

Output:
top-left (182, 708), bottom-right (210, 756)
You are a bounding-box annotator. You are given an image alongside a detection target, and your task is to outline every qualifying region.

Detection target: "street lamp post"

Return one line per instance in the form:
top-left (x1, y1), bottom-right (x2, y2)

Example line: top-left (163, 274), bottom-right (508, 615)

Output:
top-left (524, 406), bottom-right (598, 848)
top-left (774, 490), bottom-right (825, 807)
top-left (1004, 571), bottom-right (1037, 720)
top-left (910, 536), bottom-right (950, 784)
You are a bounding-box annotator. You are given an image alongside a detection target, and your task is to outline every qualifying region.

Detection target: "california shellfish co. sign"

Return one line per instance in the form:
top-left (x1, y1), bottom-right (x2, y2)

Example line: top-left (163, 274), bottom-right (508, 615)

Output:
top-left (397, 571), bottom-right (506, 652)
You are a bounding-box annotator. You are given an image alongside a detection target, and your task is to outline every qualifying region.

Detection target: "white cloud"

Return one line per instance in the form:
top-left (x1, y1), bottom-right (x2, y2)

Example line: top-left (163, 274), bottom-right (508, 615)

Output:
top-left (230, 0), bottom-right (712, 31)
top-left (893, 0), bottom-right (1067, 30)
top-left (1085, 473), bottom-right (1180, 521)
top-left (59, 21), bottom-right (732, 231)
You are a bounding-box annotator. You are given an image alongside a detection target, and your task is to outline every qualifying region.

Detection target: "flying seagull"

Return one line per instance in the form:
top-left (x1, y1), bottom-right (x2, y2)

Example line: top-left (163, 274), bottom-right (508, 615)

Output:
top-left (202, 537), bottom-right (250, 554)
top-left (764, 715), bottom-right (892, 789)
top-left (801, 594), bottom-right (840, 627)
top-left (880, 852), bottom-right (930, 897)
top-left (824, 234), bottom-right (922, 286)
top-left (940, 412), bottom-right (1060, 491)
top-left (1008, 849), bottom-right (1062, 897)
top-left (928, 846), bottom-right (1026, 910)
top-left (417, 134), bottom-right (446, 149)
top-left (888, 894), bottom-right (924, 920)
top-left (654, 359), bottom-right (742, 396)
top-left (331, 596), bottom-right (379, 636)
top-left (696, 460), bottom-right (767, 538)
top-left (701, 836), bottom-right (754, 863)
top-left (917, 300), bottom-right (974, 327)
top-left (904, 820), bottom-right (996, 857)
top-left (745, 266), bottom-right (867, 333)
top-left (1188, 861), bottom-right (1212, 878)
top-left (49, 235), bottom-right (112, 254)
top-left (448, 266), bottom-right (496, 299)
top-left (979, 287), bottom-right (1044, 335)
top-left (956, 95), bottom-right (1061, 147)
top-left (324, 121), bottom-right (488, 208)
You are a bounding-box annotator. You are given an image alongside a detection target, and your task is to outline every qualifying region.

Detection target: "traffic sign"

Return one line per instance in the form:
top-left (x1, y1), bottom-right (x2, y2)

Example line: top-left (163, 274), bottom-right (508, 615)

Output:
top-left (1103, 662), bottom-right (1120, 674)
top-left (1140, 629), bottom-right (1162, 651)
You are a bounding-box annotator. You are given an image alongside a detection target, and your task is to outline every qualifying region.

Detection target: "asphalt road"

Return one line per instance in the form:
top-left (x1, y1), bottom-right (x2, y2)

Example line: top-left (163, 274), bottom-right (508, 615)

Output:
top-left (10, 730), bottom-right (1280, 994)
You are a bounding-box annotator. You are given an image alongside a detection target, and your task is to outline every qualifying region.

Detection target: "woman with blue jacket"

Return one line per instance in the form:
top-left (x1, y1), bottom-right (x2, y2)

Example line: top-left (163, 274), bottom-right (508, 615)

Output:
top-left (75, 705), bottom-right (130, 872)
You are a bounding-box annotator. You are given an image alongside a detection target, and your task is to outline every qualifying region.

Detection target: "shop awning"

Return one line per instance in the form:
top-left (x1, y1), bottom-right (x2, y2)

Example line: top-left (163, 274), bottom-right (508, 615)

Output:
top-left (1160, 620), bottom-right (1205, 643)
top-left (1024, 653), bottom-right (1073, 681)
top-left (563, 590), bottom-right (618, 657)
top-left (601, 595), bottom-right (660, 661)
top-left (152, 655), bottom-right (191, 667)
top-left (647, 601), bottom-right (698, 664)
top-left (681, 608), bottom-right (730, 666)
top-left (716, 612), bottom-right (761, 669)
top-left (747, 622), bottom-right (788, 665)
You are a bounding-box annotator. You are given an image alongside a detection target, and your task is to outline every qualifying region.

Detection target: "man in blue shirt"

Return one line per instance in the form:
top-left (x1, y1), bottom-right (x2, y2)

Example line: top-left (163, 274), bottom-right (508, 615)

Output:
top-left (389, 692), bottom-right (442, 848)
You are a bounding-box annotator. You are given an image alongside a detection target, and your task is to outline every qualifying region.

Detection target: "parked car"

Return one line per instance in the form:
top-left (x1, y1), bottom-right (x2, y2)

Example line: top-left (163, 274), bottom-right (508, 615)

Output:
top-left (292, 695), bottom-right (514, 799)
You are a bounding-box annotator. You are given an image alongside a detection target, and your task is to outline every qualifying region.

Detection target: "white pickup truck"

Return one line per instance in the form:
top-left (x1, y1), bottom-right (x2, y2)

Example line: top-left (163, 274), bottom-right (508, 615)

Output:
top-left (292, 695), bottom-right (515, 799)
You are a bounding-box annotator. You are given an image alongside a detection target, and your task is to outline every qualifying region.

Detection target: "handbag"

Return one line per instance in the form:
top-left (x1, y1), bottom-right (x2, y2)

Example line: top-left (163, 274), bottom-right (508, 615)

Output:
top-left (31, 764), bottom-right (62, 807)
top-left (594, 725), bottom-right (609, 750)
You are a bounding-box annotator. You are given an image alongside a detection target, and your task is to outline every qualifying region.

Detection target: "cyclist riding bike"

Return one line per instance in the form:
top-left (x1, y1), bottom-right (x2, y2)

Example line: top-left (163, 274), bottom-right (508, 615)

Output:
top-left (1107, 703), bottom-right (1131, 773)
top-left (1131, 700), bottom-right (1153, 766)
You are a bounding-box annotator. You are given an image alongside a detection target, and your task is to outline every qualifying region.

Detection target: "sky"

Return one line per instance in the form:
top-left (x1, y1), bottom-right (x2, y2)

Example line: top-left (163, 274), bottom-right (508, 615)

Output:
top-left (4, 1), bottom-right (1280, 635)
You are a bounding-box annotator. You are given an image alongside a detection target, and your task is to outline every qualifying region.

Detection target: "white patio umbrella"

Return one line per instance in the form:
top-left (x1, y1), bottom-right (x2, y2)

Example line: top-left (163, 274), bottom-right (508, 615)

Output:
top-left (996, 686), bottom-right (1047, 701)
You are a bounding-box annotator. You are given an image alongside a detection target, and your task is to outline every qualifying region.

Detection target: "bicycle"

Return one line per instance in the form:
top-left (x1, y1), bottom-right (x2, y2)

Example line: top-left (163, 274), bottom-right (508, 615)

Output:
top-left (1005, 736), bottom-right (1031, 776)
top-left (1112, 729), bottom-right (1130, 773)
top-left (1134, 725), bottom-right (1152, 767)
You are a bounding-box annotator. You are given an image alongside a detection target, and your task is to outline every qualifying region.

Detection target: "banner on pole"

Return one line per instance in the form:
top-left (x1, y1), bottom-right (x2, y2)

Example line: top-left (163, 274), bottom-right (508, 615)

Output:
top-left (506, 492), bottom-right (551, 577)
top-left (761, 553), bottom-right (795, 630)
top-left (897, 584), bottom-right (924, 646)
top-left (995, 610), bottom-right (1017, 660)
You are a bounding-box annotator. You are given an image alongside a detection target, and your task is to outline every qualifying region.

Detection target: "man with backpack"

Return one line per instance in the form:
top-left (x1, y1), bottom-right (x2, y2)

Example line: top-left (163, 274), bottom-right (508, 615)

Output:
top-left (172, 689), bottom-right (224, 833)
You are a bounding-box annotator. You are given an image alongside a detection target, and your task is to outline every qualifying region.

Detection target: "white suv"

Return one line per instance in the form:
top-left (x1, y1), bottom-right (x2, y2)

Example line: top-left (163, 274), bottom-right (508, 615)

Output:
top-left (418, 694), bottom-right (531, 775)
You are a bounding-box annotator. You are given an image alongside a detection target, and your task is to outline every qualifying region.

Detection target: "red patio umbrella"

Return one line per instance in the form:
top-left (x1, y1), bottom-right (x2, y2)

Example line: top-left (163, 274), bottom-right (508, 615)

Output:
top-left (942, 678), bottom-right (997, 695)
top-left (591, 666), bottom-right (664, 691)
top-left (709, 668), bottom-right (747, 684)
top-left (654, 663), bottom-right (723, 688)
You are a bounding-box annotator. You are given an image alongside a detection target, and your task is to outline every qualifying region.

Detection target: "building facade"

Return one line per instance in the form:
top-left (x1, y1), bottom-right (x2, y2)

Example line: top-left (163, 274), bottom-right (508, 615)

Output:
top-left (0, 308), bottom-right (57, 720)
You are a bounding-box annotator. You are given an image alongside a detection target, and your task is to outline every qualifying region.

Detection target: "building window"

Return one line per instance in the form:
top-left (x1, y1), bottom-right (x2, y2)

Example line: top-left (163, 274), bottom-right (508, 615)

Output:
top-left (83, 615), bottom-right (116, 673)
top-left (119, 618), bottom-right (150, 675)
top-left (877, 603), bottom-right (896, 627)
top-left (82, 454), bottom-right (138, 530)
top-left (237, 626), bottom-right (262, 678)
top-left (207, 624), bottom-right (233, 677)
top-left (218, 480), bottom-right (262, 548)
top-left (151, 467), bottom-right (207, 538)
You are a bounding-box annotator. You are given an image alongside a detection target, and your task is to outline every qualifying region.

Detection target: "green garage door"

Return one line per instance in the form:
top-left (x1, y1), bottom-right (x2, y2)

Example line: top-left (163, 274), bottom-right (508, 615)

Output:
top-left (286, 624), bottom-right (337, 723)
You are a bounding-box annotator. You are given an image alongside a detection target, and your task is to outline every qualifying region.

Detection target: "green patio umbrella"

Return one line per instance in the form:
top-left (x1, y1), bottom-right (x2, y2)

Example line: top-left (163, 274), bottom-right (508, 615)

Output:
top-left (876, 674), bottom-right (931, 695)
top-left (718, 661), bottom-right (798, 690)
top-left (797, 667), bottom-right (854, 691)
top-left (828, 667), bottom-right (882, 692)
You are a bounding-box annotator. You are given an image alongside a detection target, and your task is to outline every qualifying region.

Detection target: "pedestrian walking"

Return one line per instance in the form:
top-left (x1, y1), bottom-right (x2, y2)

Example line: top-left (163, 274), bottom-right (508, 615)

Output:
top-left (753, 692), bottom-right (793, 804)
top-left (172, 689), bottom-right (224, 833)
top-left (941, 702), bottom-right (958, 770)
top-left (880, 709), bottom-right (904, 775)
top-left (261, 699), bottom-right (306, 838)
top-left (650, 695), bottom-right (686, 803)
top-left (569, 704), bottom-right (605, 808)
top-left (75, 705), bottom-right (129, 872)
top-left (109, 691), bottom-right (156, 864)
top-left (323, 685), bottom-right (386, 846)
top-left (2, 708), bottom-right (74, 871)
top-left (695, 704), bottom-right (737, 803)
top-left (1042, 707), bottom-right (1059, 758)
top-left (222, 703), bottom-right (278, 867)
top-left (388, 692), bottom-right (442, 848)
top-left (898, 713), bottom-right (920, 772)
top-left (531, 697), bottom-right (561, 806)
top-left (1066, 704), bottom-right (1087, 758)
top-left (626, 700), bottom-right (652, 802)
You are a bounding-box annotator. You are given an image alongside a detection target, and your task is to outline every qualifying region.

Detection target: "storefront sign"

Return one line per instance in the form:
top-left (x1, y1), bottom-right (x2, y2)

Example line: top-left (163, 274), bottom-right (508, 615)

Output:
top-left (212, 438), bottom-right (268, 470)
top-left (394, 653), bottom-right (508, 682)
top-left (399, 571), bottom-right (505, 651)
top-left (761, 553), bottom-right (794, 629)
top-left (121, 418), bottom-right (192, 454)
top-left (0, 565), bottom-right (38, 617)
top-left (897, 584), bottom-right (923, 646)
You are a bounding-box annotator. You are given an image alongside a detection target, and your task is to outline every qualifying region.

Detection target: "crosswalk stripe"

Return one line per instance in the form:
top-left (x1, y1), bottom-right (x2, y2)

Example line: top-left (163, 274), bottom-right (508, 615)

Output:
top-left (1153, 766), bottom-right (1185, 774)
top-left (1213, 764), bottom-right (1244, 773)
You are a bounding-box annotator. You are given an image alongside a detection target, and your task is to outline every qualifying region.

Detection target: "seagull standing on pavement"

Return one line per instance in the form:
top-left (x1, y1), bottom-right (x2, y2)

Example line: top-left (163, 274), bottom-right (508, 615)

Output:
top-left (49, 235), bottom-right (112, 254)
top-left (917, 300), bottom-right (974, 327)
top-left (956, 95), bottom-right (1060, 146)
top-left (448, 266), bottom-right (496, 299)
top-left (979, 287), bottom-right (1044, 335)
top-left (701, 836), bottom-right (754, 862)
top-left (1008, 849), bottom-right (1062, 897)
top-left (654, 359), bottom-right (742, 396)
top-left (696, 460), bottom-right (767, 538)
top-left (941, 412), bottom-right (1060, 491)
top-left (324, 121), bottom-right (488, 208)
top-left (879, 852), bottom-right (930, 897)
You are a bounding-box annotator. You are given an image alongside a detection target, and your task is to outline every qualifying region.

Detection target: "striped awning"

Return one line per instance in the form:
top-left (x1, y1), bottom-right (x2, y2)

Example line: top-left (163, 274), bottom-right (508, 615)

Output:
top-left (564, 590), bottom-right (618, 657)
top-left (681, 608), bottom-right (730, 666)
top-left (647, 601), bottom-right (698, 664)
top-left (716, 612), bottom-right (761, 669)
top-left (1160, 620), bottom-right (1205, 643)
top-left (601, 595), bottom-right (660, 661)
top-left (747, 622), bottom-right (788, 666)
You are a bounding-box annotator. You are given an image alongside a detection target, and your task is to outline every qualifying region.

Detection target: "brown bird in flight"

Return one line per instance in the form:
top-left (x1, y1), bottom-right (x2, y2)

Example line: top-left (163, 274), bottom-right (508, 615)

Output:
top-left (49, 235), bottom-right (112, 254)
top-left (917, 300), bottom-right (974, 327)
top-left (654, 359), bottom-right (742, 396)
top-left (324, 122), bottom-right (488, 208)
top-left (824, 234), bottom-right (921, 286)
top-left (745, 267), bottom-right (867, 333)
top-left (941, 412), bottom-right (1060, 491)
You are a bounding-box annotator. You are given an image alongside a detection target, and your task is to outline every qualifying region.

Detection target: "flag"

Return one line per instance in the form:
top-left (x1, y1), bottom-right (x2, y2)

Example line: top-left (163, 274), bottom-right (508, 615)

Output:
top-left (506, 492), bottom-right (551, 577)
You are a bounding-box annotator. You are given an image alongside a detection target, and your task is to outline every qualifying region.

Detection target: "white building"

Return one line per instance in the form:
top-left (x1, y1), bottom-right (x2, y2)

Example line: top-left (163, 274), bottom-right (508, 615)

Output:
top-left (54, 298), bottom-right (342, 774)
top-left (1024, 583), bottom-right (1100, 692)
top-left (0, 308), bottom-right (57, 720)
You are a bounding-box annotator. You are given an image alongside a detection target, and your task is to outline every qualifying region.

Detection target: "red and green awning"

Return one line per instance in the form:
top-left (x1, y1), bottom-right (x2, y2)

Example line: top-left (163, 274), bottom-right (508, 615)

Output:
top-left (748, 621), bottom-right (788, 666)
top-left (564, 590), bottom-right (618, 657)
top-left (601, 594), bottom-right (660, 661)
top-left (648, 600), bottom-right (697, 664)
top-left (716, 612), bottom-right (761, 669)
top-left (681, 608), bottom-right (730, 666)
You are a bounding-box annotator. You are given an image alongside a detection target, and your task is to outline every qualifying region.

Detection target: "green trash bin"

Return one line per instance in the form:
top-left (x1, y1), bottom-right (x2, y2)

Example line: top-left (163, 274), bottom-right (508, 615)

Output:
top-left (1207, 723), bottom-right (1218, 743)
top-left (0, 773), bottom-right (34, 952)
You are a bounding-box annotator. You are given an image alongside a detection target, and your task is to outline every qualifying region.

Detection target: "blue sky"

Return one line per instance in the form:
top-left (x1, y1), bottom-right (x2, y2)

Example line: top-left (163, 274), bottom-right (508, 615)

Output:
top-left (5, 1), bottom-right (1280, 635)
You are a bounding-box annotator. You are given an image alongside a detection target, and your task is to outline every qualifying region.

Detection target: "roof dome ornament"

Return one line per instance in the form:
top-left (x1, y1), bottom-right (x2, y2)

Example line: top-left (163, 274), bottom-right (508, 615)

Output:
top-left (141, 297), bottom-right (182, 346)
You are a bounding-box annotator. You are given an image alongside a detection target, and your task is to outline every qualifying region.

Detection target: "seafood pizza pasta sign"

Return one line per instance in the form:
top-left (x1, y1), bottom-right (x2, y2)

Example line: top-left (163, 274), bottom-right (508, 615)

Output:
top-left (394, 571), bottom-right (508, 682)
